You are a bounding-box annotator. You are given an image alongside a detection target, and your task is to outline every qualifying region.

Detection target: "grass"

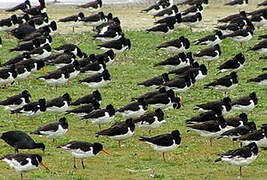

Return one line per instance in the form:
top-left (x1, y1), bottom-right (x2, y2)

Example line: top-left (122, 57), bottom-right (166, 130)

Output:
top-left (0, 4), bottom-right (267, 180)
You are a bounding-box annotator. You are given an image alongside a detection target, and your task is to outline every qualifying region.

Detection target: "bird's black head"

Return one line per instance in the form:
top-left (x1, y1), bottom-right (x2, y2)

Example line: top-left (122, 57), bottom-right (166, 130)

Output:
top-left (98, 11), bottom-right (105, 19)
top-left (76, 48), bottom-right (83, 58)
top-left (203, 0), bottom-right (209, 4)
top-left (239, 113), bottom-right (248, 124)
top-left (102, 70), bottom-right (111, 80)
top-left (223, 97), bottom-right (232, 112)
top-left (23, 13), bottom-right (30, 22)
top-left (158, 87), bottom-right (167, 93)
top-left (192, 62), bottom-right (199, 68)
top-left (92, 90), bottom-right (102, 101)
top-left (155, 108), bottom-right (164, 120)
top-left (240, 11), bottom-right (247, 18)
top-left (59, 117), bottom-right (68, 128)
top-left (22, 90), bottom-right (31, 102)
top-left (72, 60), bottom-right (80, 70)
top-left (125, 118), bottom-right (135, 132)
top-left (172, 5), bottom-right (178, 13)
top-left (22, 52), bottom-right (31, 59)
top-left (42, 13), bottom-right (49, 23)
top-left (106, 13), bottom-right (113, 20)
top-left (113, 17), bottom-right (120, 25)
top-left (199, 64), bottom-right (207, 75)
top-left (246, 142), bottom-right (258, 154)
top-left (178, 52), bottom-right (187, 61)
top-left (10, 15), bottom-right (17, 24)
top-left (249, 92), bottom-right (257, 104)
top-left (63, 93), bottom-right (71, 103)
top-left (173, 97), bottom-right (182, 109)
top-left (162, 73), bottom-right (169, 82)
top-left (214, 44), bottom-right (221, 51)
top-left (186, 52), bottom-right (194, 64)
top-left (197, 4), bottom-right (203, 11)
top-left (175, 13), bottom-right (182, 23)
top-left (59, 117), bottom-right (67, 123)
top-left (106, 104), bottom-right (115, 115)
top-left (38, 98), bottom-right (46, 111)
top-left (50, 21), bottom-right (57, 31)
top-left (230, 71), bottom-right (238, 81)
top-left (137, 98), bottom-right (148, 110)
top-left (166, 89), bottom-right (175, 98)
top-left (35, 143), bottom-right (45, 152)
top-left (88, 54), bottom-right (96, 62)
top-left (31, 154), bottom-right (42, 166)
top-left (92, 99), bottom-right (100, 109)
top-left (9, 65), bottom-right (18, 78)
top-left (92, 142), bottom-right (104, 155)
top-left (106, 50), bottom-right (115, 59)
top-left (171, 130), bottom-right (181, 144)
top-left (98, 0), bottom-right (102, 7)
top-left (78, 12), bottom-right (85, 19)
top-left (33, 39), bottom-right (41, 48)
top-left (43, 44), bottom-right (51, 52)
top-left (183, 37), bottom-right (190, 49)
top-left (195, 12), bottom-right (202, 21)
top-left (247, 121), bottom-right (256, 130)
top-left (235, 53), bottom-right (245, 64)
top-left (215, 30), bottom-right (223, 39)
top-left (25, 0), bottom-right (31, 8)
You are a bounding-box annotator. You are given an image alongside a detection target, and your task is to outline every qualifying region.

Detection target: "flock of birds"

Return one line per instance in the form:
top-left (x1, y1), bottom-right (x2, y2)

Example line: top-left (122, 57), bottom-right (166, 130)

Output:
top-left (0, 0), bottom-right (266, 179)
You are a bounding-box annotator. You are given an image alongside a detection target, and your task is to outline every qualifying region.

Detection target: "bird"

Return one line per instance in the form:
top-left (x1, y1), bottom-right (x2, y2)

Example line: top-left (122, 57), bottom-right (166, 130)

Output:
top-left (231, 92), bottom-right (258, 112)
top-left (71, 90), bottom-right (102, 106)
top-left (185, 108), bottom-right (223, 124)
top-left (181, 12), bottom-right (202, 32)
top-left (224, 113), bottom-right (249, 129)
top-left (11, 98), bottom-right (46, 121)
top-left (154, 13), bottom-right (181, 25)
top-left (46, 52), bottom-right (76, 69)
top-left (46, 93), bottom-right (71, 116)
top-left (93, 26), bottom-right (123, 42)
top-left (77, 0), bottom-right (102, 12)
top-left (23, 0), bottom-right (46, 16)
top-left (28, 44), bottom-right (52, 60)
top-left (66, 100), bottom-right (100, 117)
top-left (80, 59), bottom-right (106, 76)
top-left (167, 61), bottom-right (200, 75)
top-left (194, 31), bottom-right (223, 47)
top-left (181, 4), bottom-right (203, 16)
top-left (156, 36), bottom-right (190, 53)
top-left (141, 0), bottom-right (170, 15)
top-left (146, 22), bottom-right (175, 35)
top-left (54, 44), bottom-right (84, 58)
top-left (133, 108), bottom-right (165, 135)
top-left (184, 64), bottom-right (208, 82)
top-left (250, 11), bottom-right (267, 29)
top-left (258, 0), bottom-right (267, 6)
top-left (194, 97), bottom-right (232, 115)
top-left (215, 142), bottom-right (258, 177)
top-left (0, 90), bottom-right (31, 111)
top-left (57, 60), bottom-right (80, 80)
top-left (37, 69), bottom-right (70, 90)
top-left (137, 73), bottom-right (169, 90)
top-left (153, 5), bottom-right (178, 18)
top-left (217, 11), bottom-right (247, 23)
top-left (14, 64), bottom-right (32, 86)
top-left (187, 116), bottom-right (227, 146)
top-left (0, 65), bottom-right (18, 91)
top-left (139, 130), bottom-right (181, 161)
top-left (5, 0), bottom-right (31, 12)
top-left (0, 153), bottom-right (49, 179)
top-left (58, 12), bottom-right (85, 32)
top-left (30, 117), bottom-right (68, 143)
top-left (144, 90), bottom-right (182, 110)
top-left (16, 59), bottom-right (45, 73)
top-left (194, 44), bottom-right (221, 67)
top-left (248, 39), bottom-right (267, 54)
top-left (0, 131), bottom-right (45, 153)
top-left (81, 104), bottom-right (115, 129)
top-left (0, 14), bottom-right (18, 32)
top-left (0, 53), bottom-right (31, 67)
top-left (97, 36), bottom-right (131, 54)
top-left (80, 11), bottom-right (106, 27)
top-left (154, 52), bottom-right (192, 70)
top-left (131, 87), bottom-right (168, 102)
top-left (9, 39), bottom-right (40, 52)
top-left (96, 118), bottom-right (135, 149)
top-left (225, 0), bottom-right (248, 9)
top-left (204, 72), bottom-right (238, 96)
top-left (217, 53), bottom-right (245, 73)
top-left (116, 99), bottom-right (148, 118)
top-left (78, 70), bottom-right (111, 88)
top-left (247, 72), bottom-right (267, 87)
top-left (57, 141), bottom-right (109, 169)
top-left (95, 50), bottom-right (115, 65)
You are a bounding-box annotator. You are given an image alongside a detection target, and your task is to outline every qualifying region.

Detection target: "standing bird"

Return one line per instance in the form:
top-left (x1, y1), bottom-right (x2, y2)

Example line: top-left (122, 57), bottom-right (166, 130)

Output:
top-left (181, 4), bottom-right (203, 16)
top-left (5, 0), bottom-right (31, 12)
top-left (137, 73), bottom-right (169, 89)
top-left (54, 44), bottom-right (83, 58)
top-left (77, 0), bottom-right (102, 12)
top-left (194, 31), bottom-right (223, 47)
top-left (78, 70), bottom-right (111, 88)
top-left (0, 65), bottom-right (18, 91)
top-left (217, 53), bottom-right (245, 73)
top-left (231, 92), bottom-right (258, 112)
top-left (97, 36), bottom-right (131, 54)
top-left (116, 99), bottom-right (148, 118)
top-left (181, 12), bottom-right (202, 32)
top-left (248, 40), bottom-right (267, 54)
top-left (23, 0), bottom-right (46, 16)
top-left (146, 22), bottom-right (175, 35)
top-left (247, 72), bottom-right (267, 87)
top-left (156, 36), bottom-right (190, 53)
top-left (215, 142), bottom-right (258, 177)
top-left (0, 90), bottom-right (31, 111)
top-left (71, 90), bottom-right (102, 106)
top-left (46, 93), bottom-right (71, 116)
top-left (194, 44), bottom-right (221, 67)
top-left (30, 117), bottom-right (68, 143)
top-left (66, 101), bottom-right (100, 117)
top-left (139, 130), bottom-right (181, 161)
top-left (96, 119), bottom-right (135, 149)
top-left (0, 131), bottom-right (45, 153)
top-left (204, 72), bottom-right (238, 96)
top-left (58, 12), bottom-right (85, 32)
top-left (225, 0), bottom-right (248, 9)
top-left (0, 153), bottom-right (48, 179)
top-left (57, 141), bottom-right (109, 169)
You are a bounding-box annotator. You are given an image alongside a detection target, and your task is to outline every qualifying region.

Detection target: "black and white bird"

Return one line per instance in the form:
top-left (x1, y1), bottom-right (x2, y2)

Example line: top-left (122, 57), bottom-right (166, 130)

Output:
top-left (0, 53), bottom-right (31, 67)
top-left (93, 26), bottom-right (123, 42)
top-left (58, 12), bottom-right (85, 32)
top-left (0, 153), bottom-right (48, 179)
top-left (167, 61), bottom-right (200, 75)
top-left (58, 60), bottom-right (80, 80)
top-left (0, 65), bottom-right (18, 90)
top-left (37, 69), bottom-right (70, 90)
top-left (144, 90), bottom-right (182, 110)
top-left (185, 108), bottom-right (223, 124)
top-left (250, 11), bottom-right (267, 29)
top-left (23, 0), bottom-right (46, 16)
top-left (95, 50), bottom-right (115, 65)
top-left (181, 12), bottom-right (202, 31)
top-left (133, 108), bottom-right (165, 135)
top-left (156, 36), bottom-right (190, 53)
top-left (153, 5), bottom-right (179, 18)
top-left (247, 72), bottom-right (267, 87)
top-left (194, 44), bottom-right (221, 66)
top-left (194, 97), bottom-right (232, 115)
top-left (0, 15), bottom-right (18, 32)
top-left (80, 59), bottom-right (106, 76)
top-left (137, 73), bottom-right (169, 89)
top-left (14, 64), bottom-right (32, 85)
top-left (217, 11), bottom-right (247, 23)
top-left (154, 13), bottom-right (181, 25)
top-left (97, 36), bottom-right (131, 54)
top-left (30, 117), bottom-right (68, 143)
top-left (187, 116), bottom-right (227, 146)
top-left (139, 130), bottom-right (181, 161)
top-left (249, 39), bottom-right (267, 54)
top-left (217, 53), bottom-right (245, 73)
top-left (131, 87), bottom-right (168, 102)
top-left (184, 64), bottom-right (208, 82)
top-left (231, 92), bottom-right (258, 112)
top-left (81, 104), bottom-right (115, 129)
top-left (16, 59), bottom-right (45, 73)
top-left (11, 98), bottom-right (46, 121)
top-left (28, 44), bottom-right (52, 60)
top-left (181, 4), bottom-right (203, 16)
top-left (225, 0), bottom-right (248, 9)
top-left (48, 53), bottom-right (76, 69)
top-left (9, 39), bottom-right (40, 52)
top-left (224, 113), bottom-right (249, 130)
top-left (0, 90), bottom-right (31, 111)
top-left (215, 142), bottom-right (258, 177)
top-left (57, 141), bottom-right (109, 169)
top-left (46, 93), bottom-right (71, 115)
top-left (258, 0), bottom-right (267, 6)
top-left (96, 118), bottom-right (135, 149)
top-left (78, 70), bottom-right (111, 88)
top-left (54, 44), bottom-right (84, 58)
top-left (80, 11), bottom-right (106, 27)
top-left (204, 72), bottom-right (238, 95)
top-left (77, 0), bottom-right (102, 12)
top-left (146, 22), bottom-right (175, 35)
top-left (5, 0), bottom-right (31, 12)
top-left (141, 0), bottom-right (170, 15)
top-left (66, 100), bottom-right (100, 117)
top-left (194, 31), bottom-right (223, 47)
top-left (0, 131), bottom-right (45, 153)
top-left (71, 90), bottom-right (102, 106)
top-left (116, 99), bottom-right (148, 118)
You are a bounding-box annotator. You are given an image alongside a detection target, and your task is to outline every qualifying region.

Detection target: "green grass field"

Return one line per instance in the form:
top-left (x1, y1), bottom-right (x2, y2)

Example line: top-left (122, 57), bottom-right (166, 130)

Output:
top-left (0, 5), bottom-right (267, 180)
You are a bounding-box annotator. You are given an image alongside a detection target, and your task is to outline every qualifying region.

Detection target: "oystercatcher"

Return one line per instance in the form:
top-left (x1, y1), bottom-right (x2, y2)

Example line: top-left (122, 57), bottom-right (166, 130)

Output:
top-left (0, 90), bottom-right (31, 111)
top-left (249, 39), bottom-right (267, 54)
top-left (194, 31), bottom-right (223, 47)
top-left (156, 36), bottom-right (190, 53)
top-left (137, 73), bottom-right (169, 89)
top-left (66, 100), bottom-right (100, 117)
top-left (116, 99), bottom-right (148, 118)
top-left (71, 90), bottom-right (102, 106)
top-left (247, 72), bottom-right (267, 87)
top-left (78, 70), bottom-right (111, 88)
top-left (217, 53), bottom-right (245, 73)
top-left (46, 93), bottom-right (71, 115)
top-left (231, 92), bottom-right (258, 112)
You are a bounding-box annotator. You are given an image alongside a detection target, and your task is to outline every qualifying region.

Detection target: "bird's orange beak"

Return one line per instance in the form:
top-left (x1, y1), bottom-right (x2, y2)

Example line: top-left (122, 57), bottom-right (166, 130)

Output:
top-left (179, 100), bottom-right (184, 107)
top-left (41, 67), bottom-right (45, 74)
top-left (101, 148), bottom-right (110, 155)
top-left (40, 161), bottom-right (49, 170)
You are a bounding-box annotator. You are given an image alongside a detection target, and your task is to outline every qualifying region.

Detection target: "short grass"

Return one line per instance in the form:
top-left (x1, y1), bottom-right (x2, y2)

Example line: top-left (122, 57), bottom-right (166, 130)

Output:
top-left (0, 5), bottom-right (267, 180)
